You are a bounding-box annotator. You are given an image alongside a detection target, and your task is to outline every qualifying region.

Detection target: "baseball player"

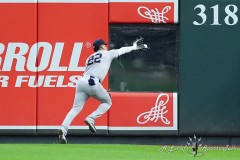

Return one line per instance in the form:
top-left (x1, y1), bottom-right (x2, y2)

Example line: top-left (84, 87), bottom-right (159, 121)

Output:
top-left (58, 37), bottom-right (147, 144)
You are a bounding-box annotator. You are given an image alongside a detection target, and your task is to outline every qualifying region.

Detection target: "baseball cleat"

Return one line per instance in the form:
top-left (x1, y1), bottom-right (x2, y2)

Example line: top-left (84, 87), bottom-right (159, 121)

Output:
top-left (58, 129), bottom-right (67, 144)
top-left (84, 119), bottom-right (97, 133)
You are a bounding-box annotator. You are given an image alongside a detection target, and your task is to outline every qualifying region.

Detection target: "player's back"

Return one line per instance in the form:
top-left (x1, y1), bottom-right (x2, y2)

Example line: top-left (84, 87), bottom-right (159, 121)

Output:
top-left (83, 50), bottom-right (118, 82)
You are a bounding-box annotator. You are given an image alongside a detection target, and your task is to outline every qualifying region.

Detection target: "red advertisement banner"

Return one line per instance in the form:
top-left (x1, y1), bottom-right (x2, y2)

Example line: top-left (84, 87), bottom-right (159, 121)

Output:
top-left (109, 0), bottom-right (178, 23)
top-left (109, 92), bottom-right (177, 130)
top-left (0, 3), bottom-right (37, 126)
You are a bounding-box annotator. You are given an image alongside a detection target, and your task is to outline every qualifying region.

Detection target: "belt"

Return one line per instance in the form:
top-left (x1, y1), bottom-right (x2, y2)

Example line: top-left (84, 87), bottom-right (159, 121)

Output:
top-left (83, 75), bottom-right (101, 83)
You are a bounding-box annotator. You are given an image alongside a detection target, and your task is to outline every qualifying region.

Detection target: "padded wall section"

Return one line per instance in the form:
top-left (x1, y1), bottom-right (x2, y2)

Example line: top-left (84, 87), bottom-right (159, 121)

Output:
top-left (108, 92), bottom-right (178, 136)
top-left (0, 3), bottom-right (37, 135)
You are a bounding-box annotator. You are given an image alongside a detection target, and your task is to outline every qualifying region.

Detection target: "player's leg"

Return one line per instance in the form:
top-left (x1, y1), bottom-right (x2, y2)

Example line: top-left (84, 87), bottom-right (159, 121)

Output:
top-left (61, 91), bottom-right (89, 133)
top-left (59, 91), bottom-right (89, 143)
top-left (85, 84), bottom-right (112, 133)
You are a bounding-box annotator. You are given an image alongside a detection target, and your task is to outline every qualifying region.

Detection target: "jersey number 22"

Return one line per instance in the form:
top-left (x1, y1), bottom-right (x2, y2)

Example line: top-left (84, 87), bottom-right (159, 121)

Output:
top-left (87, 53), bottom-right (102, 66)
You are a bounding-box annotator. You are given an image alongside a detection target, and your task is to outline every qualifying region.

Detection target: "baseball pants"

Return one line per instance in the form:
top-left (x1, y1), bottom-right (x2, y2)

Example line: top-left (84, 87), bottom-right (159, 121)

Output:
top-left (61, 75), bottom-right (112, 134)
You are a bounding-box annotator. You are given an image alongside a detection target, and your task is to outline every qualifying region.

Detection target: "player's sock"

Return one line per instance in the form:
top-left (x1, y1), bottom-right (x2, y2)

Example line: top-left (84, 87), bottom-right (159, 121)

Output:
top-left (60, 125), bottom-right (68, 136)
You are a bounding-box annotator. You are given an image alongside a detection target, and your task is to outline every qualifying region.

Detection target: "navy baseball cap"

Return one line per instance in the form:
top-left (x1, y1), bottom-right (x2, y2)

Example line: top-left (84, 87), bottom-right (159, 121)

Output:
top-left (93, 39), bottom-right (107, 51)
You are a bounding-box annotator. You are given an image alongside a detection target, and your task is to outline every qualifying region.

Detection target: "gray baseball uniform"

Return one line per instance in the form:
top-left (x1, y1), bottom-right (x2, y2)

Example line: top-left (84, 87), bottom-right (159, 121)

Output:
top-left (60, 46), bottom-right (136, 135)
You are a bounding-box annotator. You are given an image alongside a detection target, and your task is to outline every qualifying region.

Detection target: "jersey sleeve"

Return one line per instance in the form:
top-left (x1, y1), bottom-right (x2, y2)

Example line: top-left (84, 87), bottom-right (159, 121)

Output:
top-left (109, 46), bottom-right (135, 60)
top-left (108, 50), bottom-right (120, 60)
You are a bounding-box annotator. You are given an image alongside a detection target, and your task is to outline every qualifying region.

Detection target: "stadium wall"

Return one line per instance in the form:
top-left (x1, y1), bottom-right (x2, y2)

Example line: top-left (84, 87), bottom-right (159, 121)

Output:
top-left (0, 0), bottom-right (239, 137)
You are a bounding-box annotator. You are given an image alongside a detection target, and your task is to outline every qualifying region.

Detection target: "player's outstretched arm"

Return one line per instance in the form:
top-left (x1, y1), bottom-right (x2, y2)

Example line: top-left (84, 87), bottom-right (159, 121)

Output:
top-left (113, 37), bottom-right (148, 56)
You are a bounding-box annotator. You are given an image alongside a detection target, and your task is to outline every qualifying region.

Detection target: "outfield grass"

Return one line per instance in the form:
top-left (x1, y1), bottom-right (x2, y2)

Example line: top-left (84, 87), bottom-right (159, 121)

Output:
top-left (0, 144), bottom-right (239, 160)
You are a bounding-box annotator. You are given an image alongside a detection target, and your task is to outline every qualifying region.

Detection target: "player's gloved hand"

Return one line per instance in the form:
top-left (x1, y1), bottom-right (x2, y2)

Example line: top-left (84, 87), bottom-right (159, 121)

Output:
top-left (133, 37), bottom-right (149, 50)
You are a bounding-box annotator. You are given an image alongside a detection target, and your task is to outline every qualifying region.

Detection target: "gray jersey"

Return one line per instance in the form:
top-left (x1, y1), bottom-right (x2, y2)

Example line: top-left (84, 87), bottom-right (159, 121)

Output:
top-left (83, 46), bottom-right (135, 82)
